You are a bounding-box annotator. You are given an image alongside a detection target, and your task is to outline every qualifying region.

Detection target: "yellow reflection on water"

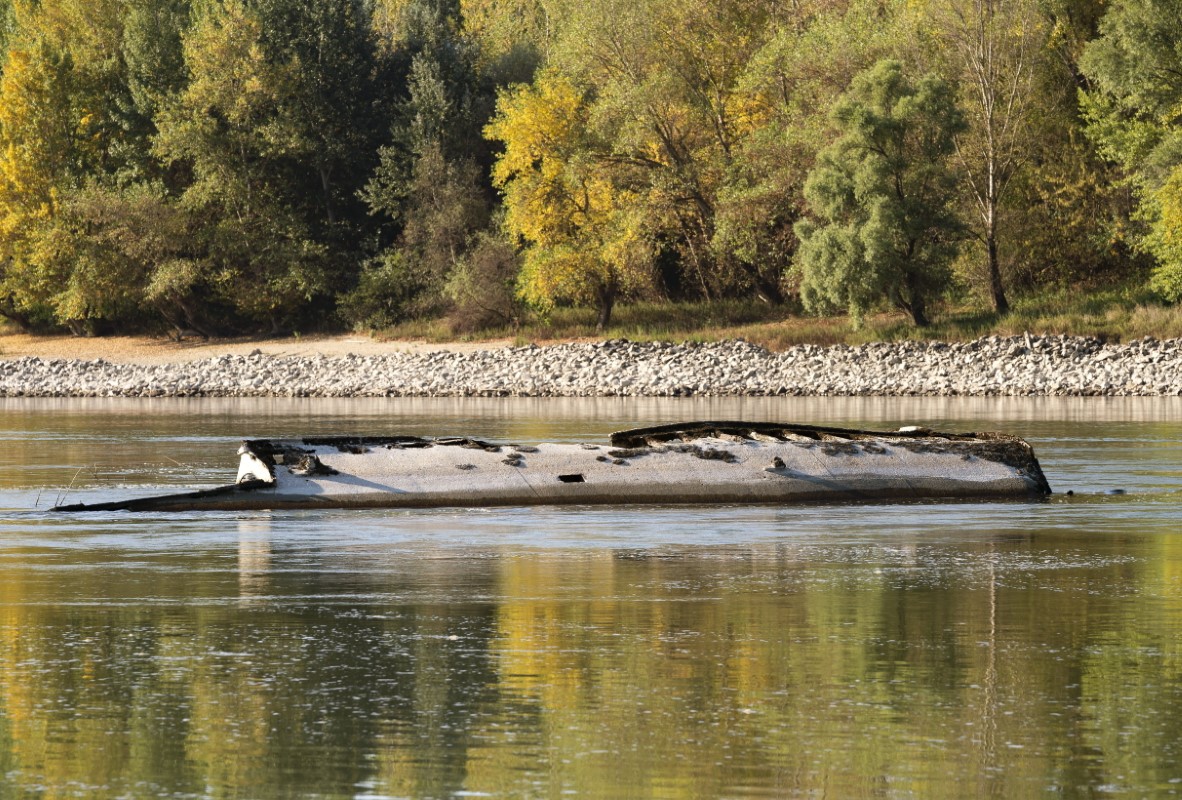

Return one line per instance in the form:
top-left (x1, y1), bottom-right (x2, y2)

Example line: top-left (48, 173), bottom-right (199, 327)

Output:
top-left (238, 516), bottom-right (273, 603)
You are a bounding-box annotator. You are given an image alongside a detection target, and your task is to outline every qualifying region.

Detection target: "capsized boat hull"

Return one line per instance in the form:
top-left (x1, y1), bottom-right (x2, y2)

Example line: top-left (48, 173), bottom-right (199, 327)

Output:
top-left (53, 421), bottom-right (1052, 512)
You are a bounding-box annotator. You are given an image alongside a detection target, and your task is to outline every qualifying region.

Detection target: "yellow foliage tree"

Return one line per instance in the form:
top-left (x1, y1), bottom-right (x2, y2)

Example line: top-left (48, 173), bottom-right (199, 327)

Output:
top-left (0, 37), bottom-right (87, 325)
top-left (1146, 166), bottom-right (1182, 295)
top-left (486, 72), bottom-right (650, 330)
top-left (548, 0), bottom-right (788, 303)
top-left (0, 0), bottom-right (140, 329)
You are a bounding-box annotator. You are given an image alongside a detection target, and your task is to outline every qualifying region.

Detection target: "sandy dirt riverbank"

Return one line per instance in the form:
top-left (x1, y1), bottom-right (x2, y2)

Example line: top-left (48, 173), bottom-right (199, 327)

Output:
top-left (0, 333), bottom-right (516, 365)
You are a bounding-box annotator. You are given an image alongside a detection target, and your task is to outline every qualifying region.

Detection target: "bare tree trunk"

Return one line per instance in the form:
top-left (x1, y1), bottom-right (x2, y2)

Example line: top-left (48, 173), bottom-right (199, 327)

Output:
top-left (986, 222), bottom-right (1009, 314)
top-left (680, 219), bottom-right (715, 300)
top-left (0, 298), bottom-right (34, 331)
top-left (909, 298), bottom-right (930, 328)
top-left (747, 264), bottom-right (785, 305)
top-left (595, 281), bottom-right (617, 333)
top-left (320, 166), bottom-right (335, 226)
top-left (902, 273), bottom-right (930, 327)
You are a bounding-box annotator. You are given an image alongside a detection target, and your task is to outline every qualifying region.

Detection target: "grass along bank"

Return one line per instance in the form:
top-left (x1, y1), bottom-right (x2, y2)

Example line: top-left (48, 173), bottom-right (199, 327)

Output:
top-left (378, 286), bottom-right (1182, 350)
top-left (3, 285), bottom-right (1179, 361)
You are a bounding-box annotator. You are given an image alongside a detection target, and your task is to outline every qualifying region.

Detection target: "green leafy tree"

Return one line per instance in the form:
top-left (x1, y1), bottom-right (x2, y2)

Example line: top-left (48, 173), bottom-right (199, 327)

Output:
top-left (254, 0), bottom-right (389, 235)
top-left (355, 0), bottom-right (499, 327)
top-left (363, 0), bottom-right (486, 225)
top-left (722, 0), bottom-right (909, 305)
top-left (152, 0), bottom-right (391, 333)
top-left (347, 143), bottom-right (489, 328)
top-left (1080, 0), bottom-right (1182, 300)
top-left (152, 0), bottom-right (327, 333)
top-left (795, 59), bottom-right (965, 327)
top-left (1040, 0), bottom-right (1107, 88)
top-left (444, 227), bottom-right (523, 332)
top-left (992, 0), bottom-right (1138, 290)
top-left (48, 181), bottom-right (202, 335)
top-left (122, 0), bottom-right (190, 143)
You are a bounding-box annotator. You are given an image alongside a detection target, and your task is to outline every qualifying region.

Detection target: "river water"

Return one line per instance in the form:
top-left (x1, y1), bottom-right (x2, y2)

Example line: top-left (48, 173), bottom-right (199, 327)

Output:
top-left (1, 396), bottom-right (1180, 799)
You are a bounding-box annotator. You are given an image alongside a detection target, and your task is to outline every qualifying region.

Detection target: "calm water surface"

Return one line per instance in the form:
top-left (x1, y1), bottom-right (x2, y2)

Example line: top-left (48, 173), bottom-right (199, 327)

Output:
top-left (1, 396), bottom-right (1180, 799)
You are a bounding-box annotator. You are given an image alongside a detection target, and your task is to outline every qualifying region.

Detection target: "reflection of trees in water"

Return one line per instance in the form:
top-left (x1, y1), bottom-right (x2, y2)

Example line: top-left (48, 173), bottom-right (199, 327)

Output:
top-left (0, 547), bottom-right (504, 798)
top-left (1, 535), bottom-right (1182, 795)
top-left (473, 541), bottom-right (1182, 796)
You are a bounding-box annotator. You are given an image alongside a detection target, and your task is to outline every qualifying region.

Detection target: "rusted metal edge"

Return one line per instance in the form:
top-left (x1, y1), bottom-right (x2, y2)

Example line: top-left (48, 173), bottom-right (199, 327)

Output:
top-left (610, 421), bottom-right (1051, 495)
top-left (612, 420), bottom-right (979, 446)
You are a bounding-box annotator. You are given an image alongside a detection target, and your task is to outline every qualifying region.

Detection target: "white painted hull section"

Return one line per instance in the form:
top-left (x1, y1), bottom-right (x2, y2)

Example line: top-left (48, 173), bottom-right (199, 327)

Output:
top-left (54, 423), bottom-right (1051, 512)
top-left (234, 439), bottom-right (1038, 508)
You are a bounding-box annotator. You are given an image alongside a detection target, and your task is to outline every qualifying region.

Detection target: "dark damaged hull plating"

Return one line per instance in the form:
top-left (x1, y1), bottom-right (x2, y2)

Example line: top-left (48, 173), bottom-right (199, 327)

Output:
top-left (53, 421), bottom-right (1052, 512)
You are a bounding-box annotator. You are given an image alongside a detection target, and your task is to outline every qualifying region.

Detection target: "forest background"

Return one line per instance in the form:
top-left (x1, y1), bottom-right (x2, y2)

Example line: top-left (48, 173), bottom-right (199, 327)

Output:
top-left (0, 0), bottom-right (1178, 345)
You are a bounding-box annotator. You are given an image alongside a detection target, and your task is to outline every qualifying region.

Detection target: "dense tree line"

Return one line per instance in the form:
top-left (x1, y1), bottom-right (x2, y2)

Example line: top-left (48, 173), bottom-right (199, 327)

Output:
top-left (0, 0), bottom-right (1172, 336)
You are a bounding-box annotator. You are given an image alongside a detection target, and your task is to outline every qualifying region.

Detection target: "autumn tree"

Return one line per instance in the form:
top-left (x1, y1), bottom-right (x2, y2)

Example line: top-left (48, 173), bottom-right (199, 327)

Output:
top-left (0, 0), bottom-right (1160, 336)
top-left (534, 0), bottom-right (788, 303)
top-left (0, 0), bottom-right (140, 330)
top-left (486, 72), bottom-right (650, 330)
top-left (795, 59), bottom-right (965, 326)
top-left (460, 0), bottom-right (554, 76)
top-left (0, 0), bottom-right (14, 65)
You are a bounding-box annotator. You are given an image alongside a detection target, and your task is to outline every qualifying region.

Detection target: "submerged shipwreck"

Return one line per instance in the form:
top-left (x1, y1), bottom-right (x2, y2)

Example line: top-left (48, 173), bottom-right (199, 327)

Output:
top-left (53, 421), bottom-right (1052, 512)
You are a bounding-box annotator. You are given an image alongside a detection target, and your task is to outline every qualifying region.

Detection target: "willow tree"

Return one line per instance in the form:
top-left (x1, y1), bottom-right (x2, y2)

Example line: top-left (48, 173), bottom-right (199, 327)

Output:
top-left (795, 59), bottom-right (965, 327)
top-left (721, 0), bottom-right (910, 307)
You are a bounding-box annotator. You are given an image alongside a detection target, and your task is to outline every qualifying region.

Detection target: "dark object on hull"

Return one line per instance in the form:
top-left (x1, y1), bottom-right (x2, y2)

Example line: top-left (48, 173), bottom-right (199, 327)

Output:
top-left (53, 421), bottom-right (1051, 512)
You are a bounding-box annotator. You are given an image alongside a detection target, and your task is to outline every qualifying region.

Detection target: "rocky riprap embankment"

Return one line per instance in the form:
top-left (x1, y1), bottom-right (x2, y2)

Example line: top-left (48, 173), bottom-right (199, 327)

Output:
top-left (1, 335), bottom-right (1180, 397)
